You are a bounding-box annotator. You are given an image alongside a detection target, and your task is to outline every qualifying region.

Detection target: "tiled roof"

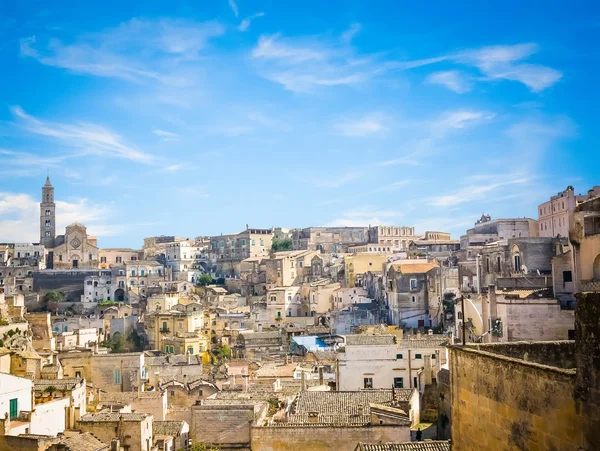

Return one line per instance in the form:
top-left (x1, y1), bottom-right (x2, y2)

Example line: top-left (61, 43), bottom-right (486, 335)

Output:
top-left (390, 263), bottom-right (439, 274)
top-left (34, 378), bottom-right (83, 391)
top-left (54, 432), bottom-right (109, 451)
top-left (345, 334), bottom-right (396, 346)
top-left (254, 362), bottom-right (297, 378)
top-left (154, 420), bottom-right (185, 437)
top-left (291, 389), bottom-right (412, 425)
top-left (398, 337), bottom-right (448, 349)
top-left (240, 331), bottom-right (281, 340)
top-left (356, 441), bottom-right (451, 451)
top-left (79, 411), bottom-right (150, 422)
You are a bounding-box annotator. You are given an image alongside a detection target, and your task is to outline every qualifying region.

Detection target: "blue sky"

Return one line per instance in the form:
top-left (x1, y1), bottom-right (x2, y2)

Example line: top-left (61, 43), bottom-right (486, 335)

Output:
top-left (0, 0), bottom-right (598, 247)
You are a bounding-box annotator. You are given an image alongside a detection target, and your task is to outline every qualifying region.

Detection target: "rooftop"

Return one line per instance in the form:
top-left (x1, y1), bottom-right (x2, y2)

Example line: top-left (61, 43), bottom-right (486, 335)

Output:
top-left (34, 378), bottom-right (84, 391)
top-left (345, 334), bottom-right (396, 346)
top-left (153, 420), bottom-right (185, 437)
top-left (389, 262), bottom-right (439, 274)
top-left (355, 441), bottom-right (451, 451)
top-left (53, 432), bottom-right (109, 451)
top-left (78, 411), bottom-right (151, 422)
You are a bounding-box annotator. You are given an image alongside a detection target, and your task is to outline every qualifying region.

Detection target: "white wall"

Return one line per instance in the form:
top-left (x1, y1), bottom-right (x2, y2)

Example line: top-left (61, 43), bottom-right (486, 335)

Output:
top-left (0, 373), bottom-right (33, 422)
top-left (30, 397), bottom-right (69, 436)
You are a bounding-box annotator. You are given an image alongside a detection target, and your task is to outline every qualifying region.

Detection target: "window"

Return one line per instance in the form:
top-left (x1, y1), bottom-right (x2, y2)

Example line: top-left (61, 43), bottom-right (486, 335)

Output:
top-left (413, 377), bottom-right (418, 388)
top-left (486, 258), bottom-right (490, 273)
top-left (563, 271), bottom-right (573, 283)
top-left (101, 257), bottom-right (107, 263)
top-left (89, 253), bottom-right (92, 261)
top-left (432, 354), bottom-right (436, 359)
top-left (363, 377), bottom-right (373, 389)
top-left (252, 240), bottom-right (255, 246)
top-left (514, 255), bottom-right (521, 271)
top-left (116, 256), bottom-right (122, 263)
top-left (59, 255), bottom-right (63, 262)
top-left (187, 347), bottom-right (194, 354)
top-left (497, 256), bottom-right (501, 272)
top-left (260, 239), bottom-right (264, 246)
top-left (45, 209), bottom-right (51, 216)
top-left (412, 296), bottom-right (416, 303)
top-left (396, 353), bottom-right (403, 359)
top-left (394, 377), bottom-right (404, 388)
top-left (415, 353), bottom-right (422, 359)
top-left (114, 369), bottom-right (121, 385)
top-left (9, 398), bottom-right (18, 420)
top-left (241, 239), bottom-right (246, 246)
top-left (170, 391), bottom-right (175, 396)
top-left (410, 279), bottom-right (418, 290)
top-left (277, 311), bottom-right (281, 318)
top-left (75, 371), bottom-right (81, 378)
top-left (45, 219), bottom-right (51, 226)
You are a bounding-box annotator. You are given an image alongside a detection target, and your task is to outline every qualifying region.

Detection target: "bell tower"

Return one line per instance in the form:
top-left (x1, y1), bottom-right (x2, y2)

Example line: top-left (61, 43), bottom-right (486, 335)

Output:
top-left (40, 176), bottom-right (56, 249)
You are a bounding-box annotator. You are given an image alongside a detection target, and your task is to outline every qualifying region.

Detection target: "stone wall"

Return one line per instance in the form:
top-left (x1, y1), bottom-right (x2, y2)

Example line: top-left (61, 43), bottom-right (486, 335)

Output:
top-left (250, 424), bottom-right (410, 451)
top-left (191, 404), bottom-right (255, 446)
top-left (468, 340), bottom-right (576, 368)
top-left (436, 368), bottom-right (451, 440)
top-left (449, 344), bottom-right (580, 450)
top-left (574, 292), bottom-right (600, 449)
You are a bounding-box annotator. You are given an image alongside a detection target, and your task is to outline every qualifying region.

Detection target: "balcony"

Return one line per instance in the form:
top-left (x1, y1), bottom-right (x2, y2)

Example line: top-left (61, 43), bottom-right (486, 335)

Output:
top-left (581, 280), bottom-right (600, 293)
top-left (159, 328), bottom-right (170, 334)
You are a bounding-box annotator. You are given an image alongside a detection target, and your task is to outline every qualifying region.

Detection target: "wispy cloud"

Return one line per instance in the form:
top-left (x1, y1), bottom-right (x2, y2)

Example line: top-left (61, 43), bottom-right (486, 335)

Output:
top-left (370, 180), bottom-right (412, 193)
top-left (375, 157), bottom-right (420, 167)
top-left (315, 171), bottom-right (362, 188)
top-left (431, 110), bottom-right (495, 135)
top-left (228, 0), bottom-right (239, 17)
top-left (333, 113), bottom-right (386, 137)
top-left (341, 23), bottom-right (361, 43)
top-left (153, 128), bottom-right (179, 141)
top-left (251, 33), bottom-right (440, 93)
top-left (20, 18), bottom-right (225, 85)
top-left (238, 12), bottom-right (264, 31)
top-left (428, 174), bottom-right (531, 207)
top-left (326, 206), bottom-right (403, 227)
top-left (12, 106), bottom-right (154, 163)
top-left (426, 70), bottom-right (472, 93)
top-left (454, 43), bottom-right (562, 92)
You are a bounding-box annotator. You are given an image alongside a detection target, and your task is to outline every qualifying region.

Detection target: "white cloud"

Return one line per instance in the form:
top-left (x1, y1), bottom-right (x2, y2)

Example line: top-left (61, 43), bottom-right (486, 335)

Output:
top-left (375, 157), bottom-right (420, 167)
top-left (315, 171), bottom-right (362, 189)
top-left (428, 174), bottom-right (531, 207)
top-left (0, 191), bottom-right (118, 242)
top-left (251, 33), bottom-right (442, 92)
top-left (153, 129), bottom-right (179, 141)
top-left (426, 70), bottom-right (472, 93)
top-left (20, 19), bottom-right (225, 85)
top-left (12, 106), bottom-right (154, 163)
top-left (228, 0), bottom-right (239, 17)
top-left (431, 110), bottom-right (494, 135)
top-left (341, 23), bottom-right (361, 43)
top-left (333, 114), bottom-right (386, 137)
top-left (238, 12), bottom-right (265, 31)
top-left (326, 206), bottom-right (403, 227)
top-left (454, 43), bottom-right (562, 92)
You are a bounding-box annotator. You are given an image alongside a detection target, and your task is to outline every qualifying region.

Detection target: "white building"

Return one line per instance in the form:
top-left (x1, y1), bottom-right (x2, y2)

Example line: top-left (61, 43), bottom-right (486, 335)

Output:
top-left (165, 241), bottom-right (209, 282)
top-left (538, 185), bottom-right (600, 238)
top-left (0, 373), bottom-right (33, 434)
top-left (337, 333), bottom-right (448, 391)
top-left (332, 287), bottom-right (370, 310)
top-left (82, 273), bottom-right (112, 303)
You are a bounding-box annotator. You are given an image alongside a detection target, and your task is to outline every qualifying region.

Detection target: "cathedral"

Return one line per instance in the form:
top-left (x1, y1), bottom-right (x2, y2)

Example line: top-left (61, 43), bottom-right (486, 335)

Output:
top-left (40, 177), bottom-right (99, 269)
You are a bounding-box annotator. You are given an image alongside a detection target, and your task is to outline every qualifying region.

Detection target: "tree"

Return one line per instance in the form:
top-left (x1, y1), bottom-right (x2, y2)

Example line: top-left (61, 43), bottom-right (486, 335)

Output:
top-left (106, 333), bottom-right (127, 353)
top-left (126, 330), bottom-right (144, 352)
top-left (215, 344), bottom-right (231, 360)
top-left (41, 291), bottom-right (63, 313)
top-left (196, 273), bottom-right (213, 286)
top-left (185, 444), bottom-right (219, 451)
top-left (272, 237), bottom-right (293, 252)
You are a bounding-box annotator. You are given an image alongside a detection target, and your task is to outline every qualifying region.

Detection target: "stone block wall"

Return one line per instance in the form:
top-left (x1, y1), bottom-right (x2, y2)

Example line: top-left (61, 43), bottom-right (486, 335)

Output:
top-left (449, 345), bottom-right (581, 450)
top-left (191, 404), bottom-right (255, 446)
top-left (250, 425), bottom-right (410, 451)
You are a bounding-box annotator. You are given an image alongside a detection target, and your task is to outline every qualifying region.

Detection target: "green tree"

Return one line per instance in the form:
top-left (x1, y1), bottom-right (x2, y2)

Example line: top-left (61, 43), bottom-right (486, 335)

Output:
top-left (196, 273), bottom-right (213, 286)
top-left (272, 237), bottom-right (293, 252)
top-left (216, 344), bottom-right (231, 360)
top-left (41, 291), bottom-right (63, 313)
top-left (126, 330), bottom-right (144, 352)
top-left (107, 333), bottom-right (127, 353)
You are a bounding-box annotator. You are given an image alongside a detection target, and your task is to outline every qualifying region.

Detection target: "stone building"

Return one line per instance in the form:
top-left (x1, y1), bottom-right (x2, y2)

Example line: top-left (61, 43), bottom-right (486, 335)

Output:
top-left (368, 225), bottom-right (416, 251)
top-left (570, 192), bottom-right (600, 293)
top-left (292, 227), bottom-right (368, 252)
top-left (337, 333), bottom-right (447, 391)
top-left (165, 240), bottom-right (209, 282)
top-left (144, 353), bottom-right (204, 388)
top-left (77, 411), bottom-right (154, 451)
top-left (99, 390), bottom-right (167, 421)
top-left (344, 253), bottom-right (388, 287)
top-left (448, 291), bottom-right (600, 451)
top-left (235, 331), bottom-right (284, 359)
top-left (385, 261), bottom-right (442, 328)
top-left (144, 307), bottom-right (206, 357)
top-left (98, 248), bottom-right (142, 268)
top-left (538, 185), bottom-right (600, 238)
top-left (163, 378), bottom-right (219, 408)
top-left (210, 227), bottom-right (274, 276)
top-left (408, 231), bottom-right (460, 258)
top-left (265, 250), bottom-right (318, 288)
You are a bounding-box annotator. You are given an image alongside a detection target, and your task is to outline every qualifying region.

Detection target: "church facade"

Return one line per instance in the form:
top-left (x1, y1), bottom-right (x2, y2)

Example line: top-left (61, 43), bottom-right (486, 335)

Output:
top-left (40, 177), bottom-right (99, 269)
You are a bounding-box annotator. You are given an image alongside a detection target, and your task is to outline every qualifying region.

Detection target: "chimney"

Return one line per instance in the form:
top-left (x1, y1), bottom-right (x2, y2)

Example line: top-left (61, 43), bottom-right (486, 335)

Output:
top-left (318, 367), bottom-right (324, 386)
top-left (111, 439), bottom-right (121, 451)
